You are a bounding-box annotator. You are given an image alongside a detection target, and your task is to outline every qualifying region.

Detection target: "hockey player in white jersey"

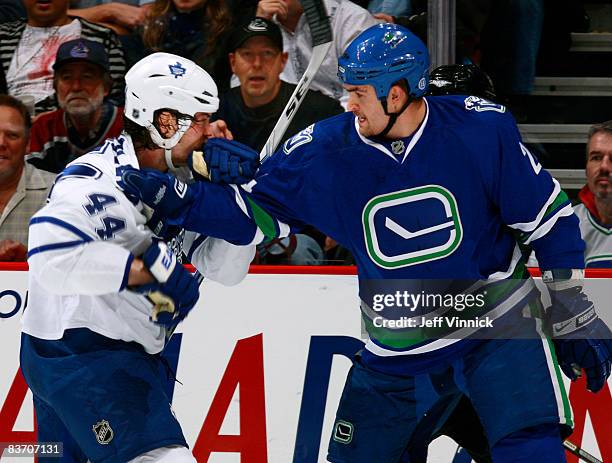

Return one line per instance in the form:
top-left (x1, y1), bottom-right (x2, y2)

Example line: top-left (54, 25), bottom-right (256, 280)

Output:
top-left (20, 53), bottom-right (259, 463)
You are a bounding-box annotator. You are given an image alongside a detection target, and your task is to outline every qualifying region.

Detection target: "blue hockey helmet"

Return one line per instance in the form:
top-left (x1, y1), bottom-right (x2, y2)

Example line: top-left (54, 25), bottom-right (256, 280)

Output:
top-left (338, 23), bottom-right (429, 100)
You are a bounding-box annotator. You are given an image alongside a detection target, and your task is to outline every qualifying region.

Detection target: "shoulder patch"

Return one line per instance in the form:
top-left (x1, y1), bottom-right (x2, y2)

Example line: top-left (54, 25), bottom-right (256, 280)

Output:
top-left (464, 96), bottom-right (506, 113)
top-left (283, 124), bottom-right (315, 155)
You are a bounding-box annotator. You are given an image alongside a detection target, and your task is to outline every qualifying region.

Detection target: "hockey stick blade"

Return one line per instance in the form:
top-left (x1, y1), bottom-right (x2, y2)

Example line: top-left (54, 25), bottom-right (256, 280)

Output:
top-left (563, 440), bottom-right (602, 463)
top-left (260, 0), bottom-right (332, 162)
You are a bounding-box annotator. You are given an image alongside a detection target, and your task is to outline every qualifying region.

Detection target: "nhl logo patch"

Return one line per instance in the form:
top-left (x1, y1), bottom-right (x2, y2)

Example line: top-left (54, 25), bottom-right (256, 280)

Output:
top-left (332, 420), bottom-right (353, 444)
top-left (92, 420), bottom-right (114, 445)
top-left (391, 140), bottom-right (405, 155)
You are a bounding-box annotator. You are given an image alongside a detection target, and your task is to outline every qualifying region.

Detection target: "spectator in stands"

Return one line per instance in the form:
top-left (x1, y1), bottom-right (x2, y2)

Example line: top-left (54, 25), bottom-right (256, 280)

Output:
top-left (255, 0), bottom-right (378, 108)
top-left (0, 95), bottom-right (55, 261)
top-left (0, 0), bottom-right (126, 115)
top-left (218, 17), bottom-right (343, 152)
top-left (27, 39), bottom-right (122, 173)
top-left (0, 0), bottom-right (25, 24)
top-left (140, 0), bottom-right (235, 91)
top-left (575, 121), bottom-right (612, 268)
top-left (68, 0), bottom-right (151, 36)
top-left (218, 17), bottom-right (344, 264)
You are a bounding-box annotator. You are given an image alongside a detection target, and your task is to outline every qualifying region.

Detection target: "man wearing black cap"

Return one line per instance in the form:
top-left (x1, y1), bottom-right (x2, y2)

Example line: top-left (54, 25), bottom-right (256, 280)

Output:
top-left (215, 17), bottom-right (343, 264)
top-left (27, 38), bottom-right (123, 173)
top-left (215, 17), bottom-right (343, 154)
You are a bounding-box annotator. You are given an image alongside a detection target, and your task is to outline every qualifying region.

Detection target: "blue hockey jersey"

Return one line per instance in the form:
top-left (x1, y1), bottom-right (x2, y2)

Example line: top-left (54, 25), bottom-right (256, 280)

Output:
top-left (179, 95), bottom-right (585, 357)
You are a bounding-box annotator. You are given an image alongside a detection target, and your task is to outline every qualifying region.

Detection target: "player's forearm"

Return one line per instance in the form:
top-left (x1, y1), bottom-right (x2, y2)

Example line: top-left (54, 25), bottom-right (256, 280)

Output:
top-left (127, 257), bottom-right (155, 287)
top-left (29, 242), bottom-right (136, 295)
top-left (68, 5), bottom-right (112, 23)
top-left (530, 214), bottom-right (585, 270)
top-left (190, 236), bottom-right (255, 286)
top-left (182, 183), bottom-right (261, 245)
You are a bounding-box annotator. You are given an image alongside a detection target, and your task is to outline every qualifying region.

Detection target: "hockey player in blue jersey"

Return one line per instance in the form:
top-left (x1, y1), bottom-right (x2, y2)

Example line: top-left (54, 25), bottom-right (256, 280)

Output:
top-left (21, 53), bottom-right (259, 462)
top-left (122, 25), bottom-right (612, 462)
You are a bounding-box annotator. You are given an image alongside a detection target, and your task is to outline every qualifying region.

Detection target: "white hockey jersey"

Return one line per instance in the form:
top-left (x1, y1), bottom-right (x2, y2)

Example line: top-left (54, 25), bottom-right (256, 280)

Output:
top-left (574, 203), bottom-right (612, 268)
top-left (23, 135), bottom-right (255, 354)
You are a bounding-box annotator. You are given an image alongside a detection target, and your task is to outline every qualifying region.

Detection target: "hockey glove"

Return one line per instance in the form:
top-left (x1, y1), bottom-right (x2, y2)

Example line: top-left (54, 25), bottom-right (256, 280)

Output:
top-left (543, 269), bottom-right (612, 392)
top-left (189, 138), bottom-right (260, 184)
top-left (122, 167), bottom-right (194, 224)
top-left (132, 241), bottom-right (199, 327)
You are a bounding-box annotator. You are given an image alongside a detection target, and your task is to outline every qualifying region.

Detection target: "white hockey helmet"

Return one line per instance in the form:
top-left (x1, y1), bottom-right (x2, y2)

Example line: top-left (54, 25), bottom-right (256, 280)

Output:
top-left (124, 52), bottom-right (220, 150)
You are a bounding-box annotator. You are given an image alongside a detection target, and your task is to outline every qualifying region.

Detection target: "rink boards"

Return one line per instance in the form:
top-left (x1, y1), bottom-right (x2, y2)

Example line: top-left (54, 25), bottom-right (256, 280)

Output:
top-left (0, 266), bottom-right (610, 463)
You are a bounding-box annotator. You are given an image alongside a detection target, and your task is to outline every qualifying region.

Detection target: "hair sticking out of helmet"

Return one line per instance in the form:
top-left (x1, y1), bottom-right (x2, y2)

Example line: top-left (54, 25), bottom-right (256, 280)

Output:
top-left (124, 52), bottom-right (219, 151)
top-left (428, 64), bottom-right (497, 101)
top-left (337, 23), bottom-right (430, 101)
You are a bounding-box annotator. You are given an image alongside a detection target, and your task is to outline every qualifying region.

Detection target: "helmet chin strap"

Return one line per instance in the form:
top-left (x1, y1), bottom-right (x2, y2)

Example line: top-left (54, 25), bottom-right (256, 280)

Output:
top-left (147, 123), bottom-right (190, 170)
top-left (376, 95), bottom-right (413, 138)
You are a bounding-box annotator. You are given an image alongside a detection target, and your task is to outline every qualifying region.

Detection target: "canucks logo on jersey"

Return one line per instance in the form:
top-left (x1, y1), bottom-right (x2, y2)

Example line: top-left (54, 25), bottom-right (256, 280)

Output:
top-left (363, 185), bottom-right (463, 269)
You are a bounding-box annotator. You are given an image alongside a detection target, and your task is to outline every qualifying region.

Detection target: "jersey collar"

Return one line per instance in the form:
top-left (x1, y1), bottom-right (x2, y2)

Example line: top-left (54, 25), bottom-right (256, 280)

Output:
top-left (353, 97), bottom-right (429, 164)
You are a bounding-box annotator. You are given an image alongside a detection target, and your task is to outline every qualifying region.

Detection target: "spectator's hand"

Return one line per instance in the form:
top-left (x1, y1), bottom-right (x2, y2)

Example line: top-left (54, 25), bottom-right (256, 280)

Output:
top-left (0, 240), bottom-right (27, 262)
top-left (373, 13), bottom-right (395, 23)
top-left (256, 0), bottom-right (288, 22)
top-left (210, 120), bottom-right (233, 140)
top-left (106, 2), bottom-right (148, 29)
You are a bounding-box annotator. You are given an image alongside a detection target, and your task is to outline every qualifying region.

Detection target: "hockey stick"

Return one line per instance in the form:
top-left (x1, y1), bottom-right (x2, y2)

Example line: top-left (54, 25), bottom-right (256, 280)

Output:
top-left (563, 440), bottom-right (602, 463)
top-left (163, 0), bottom-right (332, 340)
top-left (259, 0), bottom-right (333, 162)
top-left (166, 0), bottom-right (333, 337)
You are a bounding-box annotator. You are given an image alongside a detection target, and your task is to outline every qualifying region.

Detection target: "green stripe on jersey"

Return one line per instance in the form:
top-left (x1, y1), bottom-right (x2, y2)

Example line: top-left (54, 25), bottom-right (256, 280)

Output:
top-left (246, 197), bottom-right (277, 239)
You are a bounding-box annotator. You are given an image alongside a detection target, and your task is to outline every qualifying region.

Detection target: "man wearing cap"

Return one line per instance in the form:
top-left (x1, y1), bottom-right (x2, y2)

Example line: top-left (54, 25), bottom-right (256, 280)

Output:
top-left (27, 38), bottom-right (123, 173)
top-left (218, 17), bottom-right (343, 155)
top-left (217, 17), bottom-right (343, 265)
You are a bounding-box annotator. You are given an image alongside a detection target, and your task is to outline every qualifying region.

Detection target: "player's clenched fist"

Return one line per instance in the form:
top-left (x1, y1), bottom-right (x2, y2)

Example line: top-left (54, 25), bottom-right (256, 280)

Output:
top-left (544, 269), bottom-right (612, 393)
top-left (131, 241), bottom-right (200, 327)
top-left (122, 168), bottom-right (194, 223)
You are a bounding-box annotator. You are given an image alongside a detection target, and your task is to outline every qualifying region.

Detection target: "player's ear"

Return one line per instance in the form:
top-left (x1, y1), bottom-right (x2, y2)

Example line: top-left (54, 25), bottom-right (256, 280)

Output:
top-left (229, 53), bottom-right (236, 73)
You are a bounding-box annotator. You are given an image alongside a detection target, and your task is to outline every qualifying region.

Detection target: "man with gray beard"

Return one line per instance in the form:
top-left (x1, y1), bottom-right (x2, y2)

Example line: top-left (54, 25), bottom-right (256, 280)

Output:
top-left (27, 39), bottom-right (123, 173)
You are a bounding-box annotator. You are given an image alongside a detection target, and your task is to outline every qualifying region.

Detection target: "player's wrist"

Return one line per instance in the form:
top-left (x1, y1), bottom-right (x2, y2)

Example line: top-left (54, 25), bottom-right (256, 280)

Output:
top-left (127, 257), bottom-right (155, 287)
top-left (170, 144), bottom-right (191, 167)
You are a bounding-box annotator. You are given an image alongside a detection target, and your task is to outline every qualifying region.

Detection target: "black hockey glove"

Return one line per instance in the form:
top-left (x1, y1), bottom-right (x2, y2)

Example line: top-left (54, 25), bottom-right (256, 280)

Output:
top-left (188, 138), bottom-right (260, 184)
top-left (131, 241), bottom-right (199, 328)
top-left (544, 269), bottom-right (611, 392)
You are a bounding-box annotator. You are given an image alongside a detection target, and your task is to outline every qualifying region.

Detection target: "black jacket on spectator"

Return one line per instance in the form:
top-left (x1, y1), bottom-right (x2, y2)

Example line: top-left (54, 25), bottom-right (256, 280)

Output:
top-left (213, 81), bottom-right (343, 153)
top-left (0, 0), bottom-right (25, 24)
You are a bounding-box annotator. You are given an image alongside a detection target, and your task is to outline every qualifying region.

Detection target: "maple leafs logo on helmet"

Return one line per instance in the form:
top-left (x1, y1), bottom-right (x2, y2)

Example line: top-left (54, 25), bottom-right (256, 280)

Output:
top-left (124, 52), bottom-right (219, 150)
top-left (168, 62), bottom-right (186, 78)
